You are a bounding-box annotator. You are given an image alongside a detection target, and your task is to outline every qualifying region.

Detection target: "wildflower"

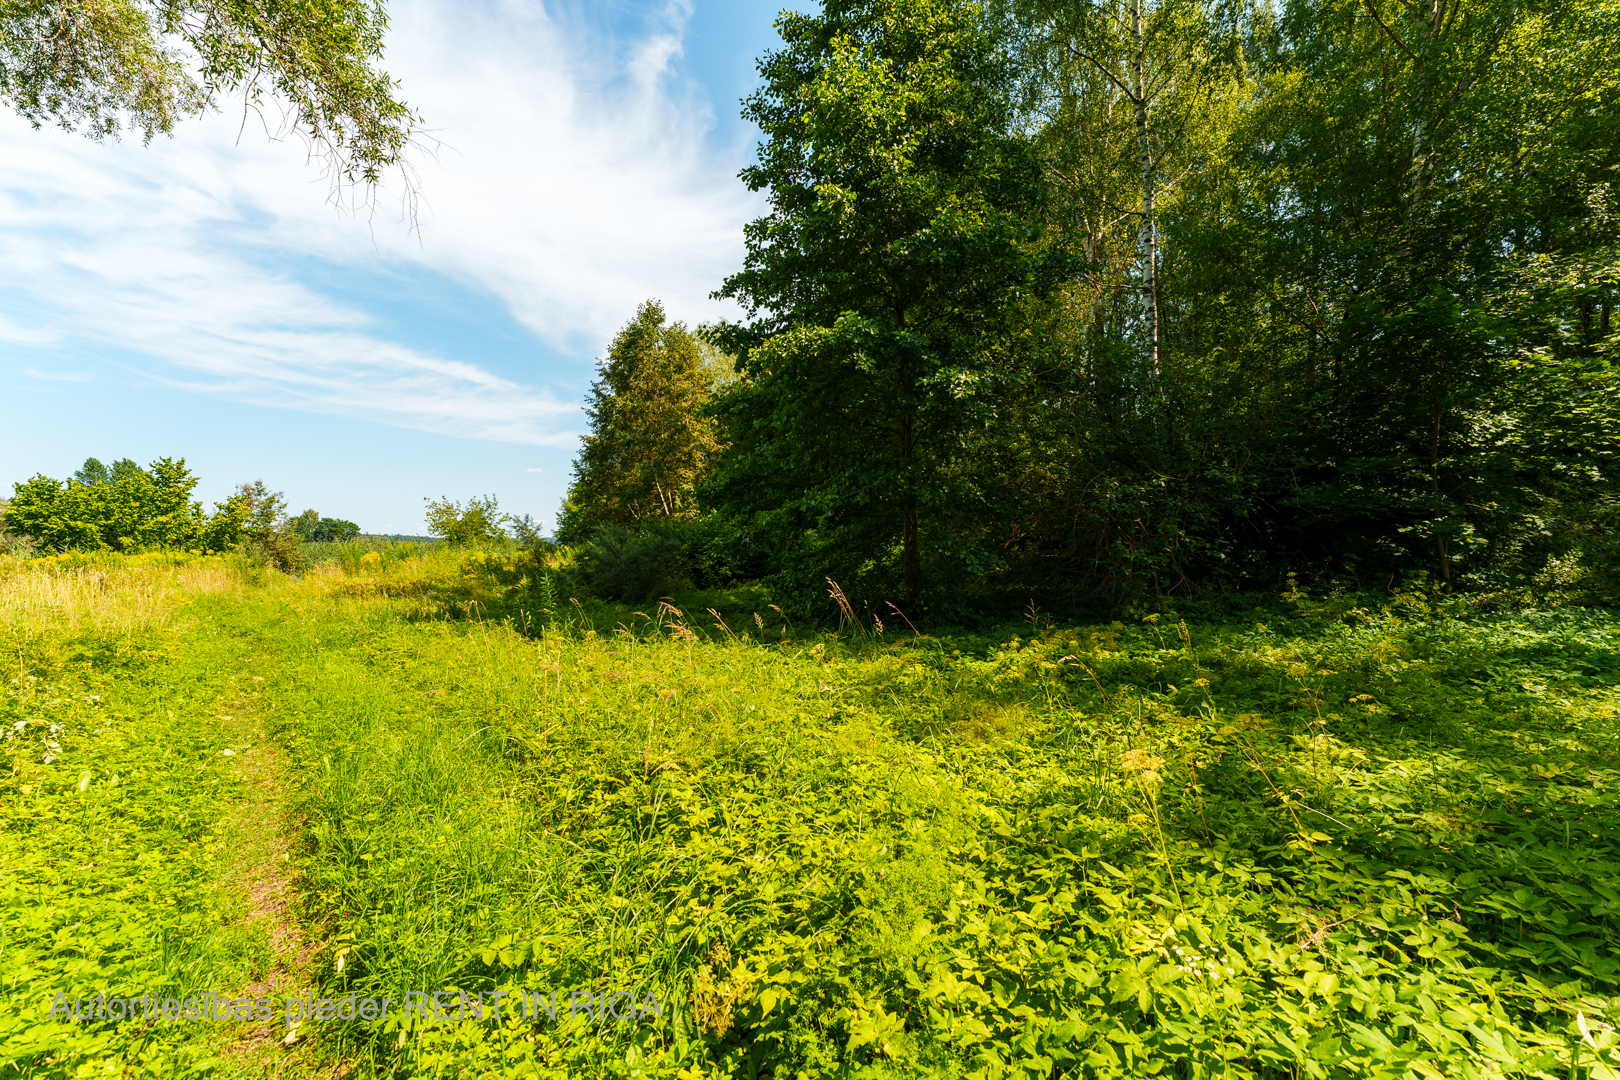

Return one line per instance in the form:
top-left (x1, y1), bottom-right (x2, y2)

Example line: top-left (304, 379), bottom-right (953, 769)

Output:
top-left (1120, 749), bottom-right (1164, 788)
top-left (1119, 749), bottom-right (1164, 774)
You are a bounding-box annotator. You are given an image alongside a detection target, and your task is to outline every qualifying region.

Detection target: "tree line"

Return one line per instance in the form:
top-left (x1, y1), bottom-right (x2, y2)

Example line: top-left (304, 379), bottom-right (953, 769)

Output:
top-left (561, 0), bottom-right (1620, 616)
top-left (0, 460), bottom-right (552, 563)
top-left (1, 457), bottom-right (361, 562)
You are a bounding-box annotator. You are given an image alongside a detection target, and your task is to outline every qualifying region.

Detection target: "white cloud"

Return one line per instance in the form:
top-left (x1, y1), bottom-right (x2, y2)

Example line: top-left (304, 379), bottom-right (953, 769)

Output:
top-left (21, 369), bottom-right (92, 382)
top-left (0, 0), bottom-right (761, 443)
top-left (0, 314), bottom-right (59, 346)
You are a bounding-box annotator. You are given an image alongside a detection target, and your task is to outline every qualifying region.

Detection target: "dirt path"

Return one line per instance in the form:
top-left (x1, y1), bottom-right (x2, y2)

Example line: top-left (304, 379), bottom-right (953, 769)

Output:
top-left (211, 677), bottom-right (328, 1078)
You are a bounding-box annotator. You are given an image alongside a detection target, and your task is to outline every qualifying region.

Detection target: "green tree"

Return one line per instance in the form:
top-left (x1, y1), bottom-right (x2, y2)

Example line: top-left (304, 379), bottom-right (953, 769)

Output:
top-left (6, 457), bottom-right (204, 551)
top-left (556, 301), bottom-right (720, 542)
top-left (0, 0), bottom-right (415, 184)
top-left (710, 0), bottom-right (1062, 606)
top-left (71, 456), bottom-right (142, 486)
top-left (290, 510), bottom-right (361, 542)
top-left (1209, 0), bottom-right (1620, 584)
top-left (424, 495), bottom-right (506, 546)
top-left (206, 480), bottom-right (304, 569)
top-left (977, 0), bottom-right (1620, 597)
top-left (0, 498), bottom-right (31, 554)
top-left (1022, 0), bottom-right (1246, 383)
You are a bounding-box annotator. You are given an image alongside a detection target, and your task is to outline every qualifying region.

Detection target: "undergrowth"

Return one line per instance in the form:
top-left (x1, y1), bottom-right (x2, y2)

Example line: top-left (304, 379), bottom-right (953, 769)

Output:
top-left (0, 555), bottom-right (268, 1077)
top-left (2, 548), bottom-right (1617, 1078)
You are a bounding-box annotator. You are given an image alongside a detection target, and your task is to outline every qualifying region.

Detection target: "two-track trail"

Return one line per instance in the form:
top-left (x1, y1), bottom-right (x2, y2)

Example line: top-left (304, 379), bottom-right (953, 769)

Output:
top-left (0, 581), bottom-right (333, 1079)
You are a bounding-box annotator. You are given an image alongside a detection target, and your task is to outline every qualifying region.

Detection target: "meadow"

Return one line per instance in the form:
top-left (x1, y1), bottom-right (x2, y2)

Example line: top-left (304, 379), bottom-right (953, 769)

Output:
top-left (2, 547), bottom-right (1617, 1078)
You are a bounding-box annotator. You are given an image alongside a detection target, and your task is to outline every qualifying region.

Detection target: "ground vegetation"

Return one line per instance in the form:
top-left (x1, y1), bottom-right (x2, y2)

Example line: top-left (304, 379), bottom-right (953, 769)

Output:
top-left (1, 549), bottom-right (1615, 1077)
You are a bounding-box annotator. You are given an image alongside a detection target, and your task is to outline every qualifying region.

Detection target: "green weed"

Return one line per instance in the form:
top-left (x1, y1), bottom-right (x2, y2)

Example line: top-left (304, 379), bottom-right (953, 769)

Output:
top-left (3, 550), bottom-right (1618, 1078)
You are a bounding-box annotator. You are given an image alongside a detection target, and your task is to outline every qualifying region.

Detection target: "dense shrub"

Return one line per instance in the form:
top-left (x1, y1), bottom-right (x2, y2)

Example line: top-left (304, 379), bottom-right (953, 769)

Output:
top-left (573, 524), bottom-right (690, 601)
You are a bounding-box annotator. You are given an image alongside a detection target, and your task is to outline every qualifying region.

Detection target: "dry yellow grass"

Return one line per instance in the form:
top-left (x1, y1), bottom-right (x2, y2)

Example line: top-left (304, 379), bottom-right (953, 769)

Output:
top-left (0, 553), bottom-right (244, 636)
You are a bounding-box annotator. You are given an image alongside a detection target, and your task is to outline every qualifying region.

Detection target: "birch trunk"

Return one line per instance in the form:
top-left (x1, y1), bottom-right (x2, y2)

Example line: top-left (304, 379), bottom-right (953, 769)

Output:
top-left (1132, 0), bottom-right (1160, 379)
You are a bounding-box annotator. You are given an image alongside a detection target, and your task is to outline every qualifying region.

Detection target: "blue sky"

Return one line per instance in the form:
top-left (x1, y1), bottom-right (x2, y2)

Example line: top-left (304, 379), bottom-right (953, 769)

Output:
top-left (0, 0), bottom-right (783, 535)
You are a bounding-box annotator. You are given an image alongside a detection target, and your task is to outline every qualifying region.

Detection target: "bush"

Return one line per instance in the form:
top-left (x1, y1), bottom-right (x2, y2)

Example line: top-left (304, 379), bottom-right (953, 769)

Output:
top-left (574, 524), bottom-right (690, 601)
top-left (424, 495), bottom-right (510, 546)
top-left (241, 531), bottom-right (305, 574)
top-left (0, 500), bottom-right (32, 556)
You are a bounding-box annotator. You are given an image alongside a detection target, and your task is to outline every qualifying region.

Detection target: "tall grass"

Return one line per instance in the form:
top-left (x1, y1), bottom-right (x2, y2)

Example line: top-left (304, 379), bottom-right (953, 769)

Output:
top-left (298, 537), bottom-right (437, 574)
top-left (235, 562), bottom-right (1620, 1077)
top-left (0, 551), bottom-right (242, 637)
top-left (5, 549), bottom-right (1617, 1077)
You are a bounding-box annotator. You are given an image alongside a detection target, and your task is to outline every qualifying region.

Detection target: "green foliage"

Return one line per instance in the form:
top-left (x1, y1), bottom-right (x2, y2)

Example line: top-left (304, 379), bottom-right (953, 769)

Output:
top-left (298, 536), bottom-right (427, 574)
top-left (555, 302), bottom-right (720, 543)
top-left (200, 550), bottom-right (1620, 1078)
top-left (1, 460), bottom-right (293, 563)
top-left (709, 0), bottom-right (1065, 607)
top-left (291, 509), bottom-right (361, 543)
top-left (507, 513), bottom-right (547, 549)
top-left (0, 592), bottom-right (272, 1076)
top-left (72, 456), bottom-right (142, 486)
top-left (200, 480), bottom-right (303, 572)
top-left (0, 499), bottom-right (31, 556)
top-left (5, 549), bottom-right (1620, 1076)
top-left (0, 0), bottom-right (415, 184)
top-left (672, 0), bottom-right (1620, 608)
top-left (424, 495), bottom-right (509, 546)
top-left (1038, 0), bottom-right (1620, 592)
top-left (6, 457), bottom-right (205, 552)
top-left (573, 523), bottom-right (691, 602)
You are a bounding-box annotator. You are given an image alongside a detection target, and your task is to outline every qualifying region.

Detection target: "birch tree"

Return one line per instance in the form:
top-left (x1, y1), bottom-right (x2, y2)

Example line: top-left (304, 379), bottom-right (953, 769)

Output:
top-left (1023, 0), bottom-right (1242, 383)
top-left (0, 0), bottom-right (417, 189)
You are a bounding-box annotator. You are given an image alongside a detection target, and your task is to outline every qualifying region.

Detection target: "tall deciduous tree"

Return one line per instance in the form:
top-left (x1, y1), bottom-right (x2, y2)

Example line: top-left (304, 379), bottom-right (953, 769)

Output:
top-left (711, 0), bottom-right (1062, 606)
top-left (0, 0), bottom-right (416, 185)
top-left (977, 0), bottom-right (1620, 596)
top-left (1223, 0), bottom-right (1620, 582)
top-left (556, 302), bottom-right (719, 542)
top-left (1023, 0), bottom-right (1245, 389)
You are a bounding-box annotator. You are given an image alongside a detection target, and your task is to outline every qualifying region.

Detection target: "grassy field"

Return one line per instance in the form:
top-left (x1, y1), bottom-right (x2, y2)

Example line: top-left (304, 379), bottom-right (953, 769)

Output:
top-left (2, 549), bottom-right (1618, 1078)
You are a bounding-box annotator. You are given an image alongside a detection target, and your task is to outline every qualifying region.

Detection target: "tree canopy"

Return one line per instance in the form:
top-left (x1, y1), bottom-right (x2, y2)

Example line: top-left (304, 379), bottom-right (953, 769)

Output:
top-left (710, 0), bottom-right (1065, 606)
top-left (8, 457), bottom-right (211, 551)
top-left (291, 509), bottom-right (361, 543)
top-left (423, 495), bottom-right (509, 546)
top-left (0, 0), bottom-right (415, 183)
top-left (627, 0), bottom-right (1620, 613)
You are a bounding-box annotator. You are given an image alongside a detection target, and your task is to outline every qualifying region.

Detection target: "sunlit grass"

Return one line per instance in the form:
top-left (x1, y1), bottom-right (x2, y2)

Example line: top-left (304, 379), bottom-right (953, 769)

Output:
top-left (0, 550), bottom-right (242, 638)
top-left (244, 560), bottom-right (1620, 1077)
top-left (4, 550), bottom-right (1617, 1077)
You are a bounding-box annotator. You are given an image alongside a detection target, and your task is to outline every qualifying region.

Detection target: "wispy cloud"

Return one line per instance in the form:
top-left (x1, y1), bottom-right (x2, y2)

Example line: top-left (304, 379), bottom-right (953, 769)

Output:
top-left (0, 0), bottom-right (760, 443)
top-left (21, 368), bottom-right (92, 382)
top-left (0, 314), bottom-right (59, 347)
